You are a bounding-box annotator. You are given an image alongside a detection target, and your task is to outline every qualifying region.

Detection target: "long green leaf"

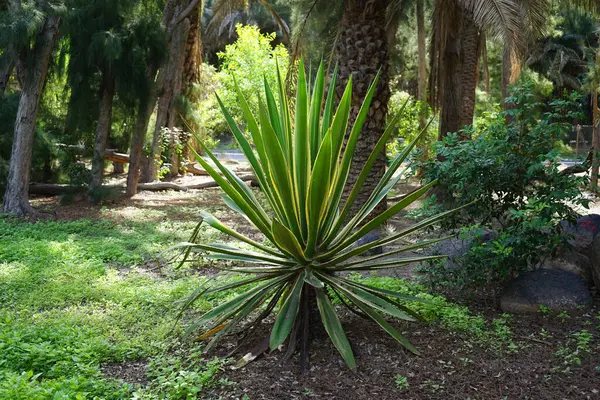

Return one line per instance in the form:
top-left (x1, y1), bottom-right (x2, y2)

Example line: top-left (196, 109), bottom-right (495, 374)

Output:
top-left (294, 59), bottom-right (310, 241)
top-left (305, 129), bottom-right (333, 257)
top-left (200, 211), bottom-right (284, 257)
top-left (331, 235), bottom-right (453, 266)
top-left (348, 292), bottom-right (420, 355)
top-left (271, 219), bottom-right (306, 262)
top-left (326, 180), bottom-right (437, 257)
top-left (309, 62), bottom-right (325, 163)
top-left (315, 287), bottom-right (356, 369)
top-left (321, 99), bottom-right (409, 248)
top-left (270, 273), bottom-right (304, 350)
top-left (320, 273), bottom-right (416, 321)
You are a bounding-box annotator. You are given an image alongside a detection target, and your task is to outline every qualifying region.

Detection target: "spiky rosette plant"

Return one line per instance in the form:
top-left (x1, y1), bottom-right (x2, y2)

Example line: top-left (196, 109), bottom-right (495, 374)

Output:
top-left (175, 60), bottom-right (456, 369)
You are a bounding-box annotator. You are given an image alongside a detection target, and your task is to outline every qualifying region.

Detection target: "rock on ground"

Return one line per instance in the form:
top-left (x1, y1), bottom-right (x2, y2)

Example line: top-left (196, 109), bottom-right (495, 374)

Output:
top-left (427, 229), bottom-right (495, 270)
top-left (500, 269), bottom-right (592, 314)
top-left (559, 214), bottom-right (600, 252)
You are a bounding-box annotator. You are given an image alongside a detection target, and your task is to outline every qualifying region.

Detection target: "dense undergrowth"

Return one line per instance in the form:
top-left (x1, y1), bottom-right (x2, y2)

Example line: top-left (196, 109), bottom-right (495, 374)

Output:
top-left (0, 206), bottom-right (544, 398)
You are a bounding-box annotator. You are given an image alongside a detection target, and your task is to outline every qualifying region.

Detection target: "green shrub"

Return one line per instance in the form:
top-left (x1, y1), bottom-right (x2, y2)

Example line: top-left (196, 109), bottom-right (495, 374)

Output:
top-left (386, 91), bottom-right (437, 160)
top-left (210, 24), bottom-right (288, 139)
top-left (416, 81), bottom-right (589, 290)
top-left (175, 60), bottom-right (457, 369)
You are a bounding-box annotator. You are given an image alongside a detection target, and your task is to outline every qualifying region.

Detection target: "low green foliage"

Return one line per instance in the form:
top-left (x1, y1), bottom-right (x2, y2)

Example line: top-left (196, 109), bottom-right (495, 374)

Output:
top-left (133, 344), bottom-right (230, 399)
top-left (0, 203), bottom-right (522, 397)
top-left (417, 82), bottom-right (589, 290)
top-left (349, 276), bottom-right (516, 352)
top-left (0, 217), bottom-right (220, 398)
top-left (394, 374), bottom-right (409, 391)
top-left (386, 91), bottom-right (437, 160)
top-left (554, 330), bottom-right (595, 373)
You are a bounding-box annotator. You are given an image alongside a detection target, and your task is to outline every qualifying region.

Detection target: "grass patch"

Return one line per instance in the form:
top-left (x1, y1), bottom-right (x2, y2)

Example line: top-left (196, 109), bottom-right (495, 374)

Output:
top-left (0, 217), bottom-right (219, 398)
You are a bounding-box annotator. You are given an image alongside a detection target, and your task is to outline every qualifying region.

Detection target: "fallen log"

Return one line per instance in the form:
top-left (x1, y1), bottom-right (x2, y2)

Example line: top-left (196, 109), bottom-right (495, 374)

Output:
top-left (29, 175), bottom-right (257, 195)
top-left (185, 164), bottom-right (211, 176)
top-left (105, 150), bottom-right (129, 164)
top-left (560, 148), bottom-right (593, 176)
top-left (29, 183), bottom-right (88, 196)
top-left (186, 174), bottom-right (256, 189)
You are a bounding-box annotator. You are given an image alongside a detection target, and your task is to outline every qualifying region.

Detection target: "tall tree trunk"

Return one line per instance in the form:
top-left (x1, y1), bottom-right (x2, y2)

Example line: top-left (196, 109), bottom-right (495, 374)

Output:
top-left (126, 76), bottom-right (157, 197)
top-left (416, 0), bottom-right (427, 129)
top-left (89, 72), bottom-right (115, 192)
top-left (458, 17), bottom-right (480, 129)
top-left (591, 50), bottom-right (600, 191)
top-left (2, 16), bottom-right (60, 216)
top-left (336, 0), bottom-right (390, 219)
top-left (183, 6), bottom-right (201, 95)
top-left (480, 34), bottom-right (490, 93)
top-left (502, 44), bottom-right (511, 107)
top-left (181, 5), bottom-right (202, 163)
top-left (437, 7), bottom-right (463, 139)
top-left (0, 52), bottom-right (15, 95)
top-left (145, 0), bottom-right (192, 181)
top-left (435, 6), bottom-right (479, 139)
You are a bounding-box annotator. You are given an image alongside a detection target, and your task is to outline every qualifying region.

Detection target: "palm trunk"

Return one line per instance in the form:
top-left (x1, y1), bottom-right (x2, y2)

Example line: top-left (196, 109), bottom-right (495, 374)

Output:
top-left (89, 72), bottom-right (115, 192)
top-left (436, 7), bottom-right (479, 139)
top-left (336, 0), bottom-right (390, 219)
top-left (181, 5), bottom-right (202, 165)
top-left (2, 16), bottom-right (61, 216)
top-left (458, 17), bottom-right (480, 129)
top-left (437, 10), bottom-right (463, 139)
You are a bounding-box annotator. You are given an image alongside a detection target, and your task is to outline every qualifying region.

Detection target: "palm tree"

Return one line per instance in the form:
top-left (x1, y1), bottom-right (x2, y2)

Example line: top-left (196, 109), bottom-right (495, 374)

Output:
top-left (291, 0), bottom-right (543, 216)
top-left (527, 8), bottom-right (597, 92)
top-left (332, 0), bottom-right (391, 218)
top-left (430, 0), bottom-right (549, 138)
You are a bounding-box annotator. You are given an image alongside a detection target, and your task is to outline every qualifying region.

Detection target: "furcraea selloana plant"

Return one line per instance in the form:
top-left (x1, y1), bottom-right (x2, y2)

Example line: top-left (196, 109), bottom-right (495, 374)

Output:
top-left (174, 60), bottom-right (456, 369)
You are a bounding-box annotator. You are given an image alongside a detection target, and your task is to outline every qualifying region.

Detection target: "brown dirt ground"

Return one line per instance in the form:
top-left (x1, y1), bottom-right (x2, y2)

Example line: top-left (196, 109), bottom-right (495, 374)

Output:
top-left (210, 306), bottom-right (600, 400)
top-left (29, 179), bottom-right (600, 400)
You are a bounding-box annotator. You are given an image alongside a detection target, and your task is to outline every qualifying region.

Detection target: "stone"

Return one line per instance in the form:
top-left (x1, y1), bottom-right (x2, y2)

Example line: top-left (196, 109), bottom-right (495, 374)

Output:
top-left (588, 234), bottom-right (600, 291)
top-left (559, 214), bottom-right (600, 252)
top-left (356, 232), bottom-right (383, 256)
top-left (545, 249), bottom-right (592, 285)
top-left (500, 269), bottom-right (592, 314)
top-left (427, 228), bottom-right (495, 270)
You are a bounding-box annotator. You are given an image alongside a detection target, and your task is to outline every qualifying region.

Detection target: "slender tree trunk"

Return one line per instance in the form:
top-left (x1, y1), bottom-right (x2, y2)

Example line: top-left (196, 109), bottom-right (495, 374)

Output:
top-left (2, 16), bottom-right (61, 216)
top-left (89, 72), bottom-right (115, 192)
top-left (183, 6), bottom-right (201, 95)
top-left (0, 52), bottom-right (15, 95)
top-left (480, 34), bottom-right (490, 93)
top-left (416, 0), bottom-right (427, 129)
top-left (502, 44), bottom-right (511, 107)
top-left (436, 7), bottom-right (480, 139)
top-left (181, 5), bottom-right (202, 163)
top-left (146, 0), bottom-right (192, 181)
top-left (126, 84), bottom-right (156, 197)
top-left (336, 0), bottom-right (390, 219)
top-left (591, 50), bottom-right (600, 191)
